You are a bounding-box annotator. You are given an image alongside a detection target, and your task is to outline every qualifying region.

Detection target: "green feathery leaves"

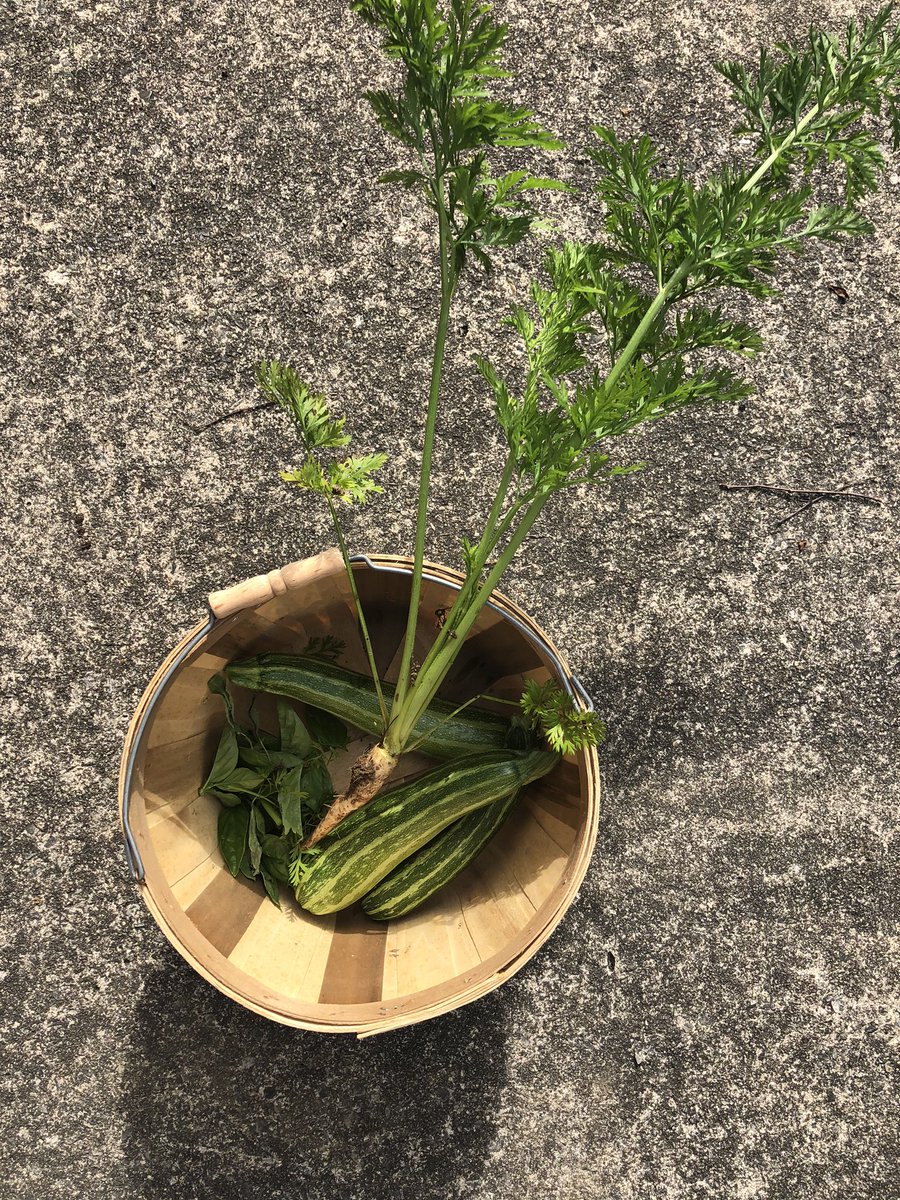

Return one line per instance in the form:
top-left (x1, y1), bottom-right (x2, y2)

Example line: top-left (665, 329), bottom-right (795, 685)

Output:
top-left (352, 0), bottom-right (562, 279)
top-left (520, 680), bottom-right (606, 756)
top-left (256, 361), bottom-right (350, 451)
top-left (328, 453), bottom-right (390, 505)
top-left (280, 454), bottom-right (388, 506)
top-left (717, 6), bottom-right (900, 197)
top-left (259, 361), bottom-right (388, 507)
top-left (476, 7), bottom-right (900, 501)
top-left (249, 8), bottom-right (899, 774)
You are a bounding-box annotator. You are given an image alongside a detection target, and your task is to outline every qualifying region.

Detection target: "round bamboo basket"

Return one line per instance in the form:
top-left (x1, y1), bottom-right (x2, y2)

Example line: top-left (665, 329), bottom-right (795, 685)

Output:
top-left (119, 550), bottom-right (600, 1036)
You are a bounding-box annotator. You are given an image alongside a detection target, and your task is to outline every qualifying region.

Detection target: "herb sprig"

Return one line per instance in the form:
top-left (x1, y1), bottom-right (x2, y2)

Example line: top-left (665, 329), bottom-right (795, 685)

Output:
top-left (201, 674), bottom-right (347, 903)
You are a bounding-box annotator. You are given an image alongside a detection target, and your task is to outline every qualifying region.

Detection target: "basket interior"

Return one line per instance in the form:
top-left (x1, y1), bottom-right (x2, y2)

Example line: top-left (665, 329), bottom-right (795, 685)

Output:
top-left (128, 559), bottom-right (593, 1030)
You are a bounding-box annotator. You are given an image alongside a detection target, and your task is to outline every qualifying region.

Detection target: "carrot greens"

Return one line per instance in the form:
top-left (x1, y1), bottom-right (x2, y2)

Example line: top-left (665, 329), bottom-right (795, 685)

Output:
top-left (255, 1), bottom-right (900, 841)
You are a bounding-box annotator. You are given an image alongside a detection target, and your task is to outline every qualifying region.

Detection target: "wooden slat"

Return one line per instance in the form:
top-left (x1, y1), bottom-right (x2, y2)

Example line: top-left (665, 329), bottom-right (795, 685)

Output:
top-left (318, 908), bottom-right (388, 1005)
top-left (229, 903), bottom-right (337, 1003)
top-left (498, 806), bottom-right (570, 910)
top-left (151, 796), bottom-right (219, 885)
top-left (349, 570), bottom-right (411, 676)
top-left (186, 871), bottom-right (266, 958)
top-left (380, 619), bottom-right (439, 690)
top-left (145, 659), bottom-right (227, 748)
top-left (485, 666), bottom-right (552, 702)
top-left (206, 609), bottom-right (309, 663)
top-left (285, 600), bottom-right (376, 678)
top-left (524, 796), bottom-right (578, 853)
top-left (451, 850), bottom-right (536, 961)
top-left (381, 890), bottom-right (482, 1000)
top-left (171, 855), bottom-right (223, 909)
top-left (142, 729), bottom-right (215, 812)
top-left (527, 784), bottom-right (583, 831)
top-left (145, 788), bottom-right (205, 827)
top-left (543, 757), bottom-right (583, 797)
top-left (440, 612), bottom-right (542, 702)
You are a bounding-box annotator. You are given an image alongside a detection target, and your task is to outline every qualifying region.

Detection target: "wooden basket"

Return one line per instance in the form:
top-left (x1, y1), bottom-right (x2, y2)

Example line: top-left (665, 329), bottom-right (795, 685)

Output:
top-left (119, 550), bottom-right (600, 1035)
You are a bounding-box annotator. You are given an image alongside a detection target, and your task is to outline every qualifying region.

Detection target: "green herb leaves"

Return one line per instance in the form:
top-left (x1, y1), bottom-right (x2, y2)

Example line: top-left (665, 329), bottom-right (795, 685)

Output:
top-left (256, 362), bottom-right (350, 451)
top-left (448, 160), bottom-right (568, 275)
top-left (200, 674), bottom-right (347, 903)
top-left (352, 0), bottom-right (560, 163)
top-left (256, 360), bottom-right (388, 509)
top-left (256, 359), bottom-right (390, 727)
top-left (520, 680), bottom-right (606, 756)
top-left (244, 6), bottom-right (900, 787)
top-left (473, 9), bottom-right (900, 509)
top-left (353, 0), bottom-right (562, 282)
top-left (717, 7), bottom-right (900, 197)
top-left (201, 724), bottom-right (239, 794)
top-left (218, 806), bottom-right (251, 877)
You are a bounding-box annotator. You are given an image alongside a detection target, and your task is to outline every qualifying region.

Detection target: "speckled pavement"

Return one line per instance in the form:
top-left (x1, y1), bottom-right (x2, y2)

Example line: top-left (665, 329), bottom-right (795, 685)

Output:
top-left (2, 1), bottom-right (898, 1197)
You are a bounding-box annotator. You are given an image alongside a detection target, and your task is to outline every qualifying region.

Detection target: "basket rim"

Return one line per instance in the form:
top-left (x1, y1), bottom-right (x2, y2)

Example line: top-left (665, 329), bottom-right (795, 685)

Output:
top-left (119, 552), bottom-right (601, 1035)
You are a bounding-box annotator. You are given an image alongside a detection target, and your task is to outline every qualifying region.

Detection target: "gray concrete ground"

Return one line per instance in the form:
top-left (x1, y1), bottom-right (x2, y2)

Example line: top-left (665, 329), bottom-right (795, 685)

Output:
top-left (1, 1), bottom-right (898, 1197)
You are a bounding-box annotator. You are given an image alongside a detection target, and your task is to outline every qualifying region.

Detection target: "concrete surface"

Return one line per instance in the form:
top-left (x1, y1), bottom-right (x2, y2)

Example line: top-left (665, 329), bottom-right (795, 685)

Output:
top-left (1, 1), bottom-right (898, 1197)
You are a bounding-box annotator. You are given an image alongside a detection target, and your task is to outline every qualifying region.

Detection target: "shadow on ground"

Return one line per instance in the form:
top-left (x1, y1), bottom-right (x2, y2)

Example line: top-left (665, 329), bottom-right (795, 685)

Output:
top-left (122, 954), bottom-right (508, 1200)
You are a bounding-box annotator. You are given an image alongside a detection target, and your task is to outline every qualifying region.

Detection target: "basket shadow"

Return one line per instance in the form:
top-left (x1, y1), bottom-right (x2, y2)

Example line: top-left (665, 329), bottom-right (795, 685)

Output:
top-left (121, 956), bottom-right (510, 1200)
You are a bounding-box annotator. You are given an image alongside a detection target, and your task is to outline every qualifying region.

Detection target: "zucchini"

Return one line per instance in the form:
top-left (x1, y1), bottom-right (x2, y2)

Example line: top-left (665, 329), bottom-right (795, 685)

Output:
top-left (224, 654), bottom-right (511, 758)
top-left (362, 789), bottom-right (521, 921)
top-left (296, 749), bottom-right (557, 915)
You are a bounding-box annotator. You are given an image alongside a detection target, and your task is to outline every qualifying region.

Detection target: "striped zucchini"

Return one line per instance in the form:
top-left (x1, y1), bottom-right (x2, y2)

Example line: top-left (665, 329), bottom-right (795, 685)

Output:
top-left (362, 789), bottom-right (521, 921)
top-left (296, 749), bottom-right (557, 915)
top-left (224, 654), bottom-right (511, 758)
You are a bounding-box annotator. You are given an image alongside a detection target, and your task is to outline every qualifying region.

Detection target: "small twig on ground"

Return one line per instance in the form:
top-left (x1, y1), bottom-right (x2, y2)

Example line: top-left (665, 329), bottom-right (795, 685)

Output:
top-left (719, 479), bottom-right (883, 531)
top-left (719, 481), bottom-right (882, 504)
top-left (181, 400), bottom-right (278, 435)
top-left (771, 498), bottom-right (817, 529)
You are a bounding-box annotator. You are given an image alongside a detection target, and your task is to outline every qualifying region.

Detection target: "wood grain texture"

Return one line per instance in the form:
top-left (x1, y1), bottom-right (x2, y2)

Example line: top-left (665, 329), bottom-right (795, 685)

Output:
top-left (186, 871), bottom-right (266, 958)
top-left (207, 548), bottom-right (343, 619)
top-left (381, 889), bottom-right (482, 1000)
top-left (229, 902), bottom-right (337, 1003)
top-left (151, 795), bottom-right (220, 886)
top-left (318, 908), bottom-right (389, 1005)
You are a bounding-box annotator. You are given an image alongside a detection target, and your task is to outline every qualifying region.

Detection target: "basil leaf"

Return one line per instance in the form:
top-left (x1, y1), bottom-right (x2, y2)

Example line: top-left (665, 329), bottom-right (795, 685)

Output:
top-left (218, 767), bottom-right (267, 794)
top-left (202, 726), bottom-right (239, 793)
top-left (248, 806), bottom-right (264, 873)
top-left (261, 865), bottom-right (281, 906)
top-left (207, 673), bottom-right (236, 728)
top-left (277, 699), bottom-right (313, 757)
top-left (218, 806), bottom-right (250, 876)
top-left (278, 765), bottom-right (307, 835)
top-left (204, 787), bottom-right (243, 808)
top-left (305, 706), bottom-right (348, 750)
top-left (260, 834), bottom-right (291, 861)
top-left (247, 693), bottom-right (263, 742)
top-left (258, 796), bottom-right (282, 827)
top-left (264, 854), bottom-right (291, 885)
top-left (241, 746), bottom-right (308, 772)
top-left (302, 757), bottom-right (334, 813)
top-left (238, 746), bottom-right (274, 772)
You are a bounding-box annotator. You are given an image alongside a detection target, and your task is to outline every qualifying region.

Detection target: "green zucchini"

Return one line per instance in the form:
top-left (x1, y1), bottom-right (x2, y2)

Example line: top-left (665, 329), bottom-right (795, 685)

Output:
top-left (296, 749), bottom-right (557, 915)
top-left (362, 789), bottom-right (521, 921)
top-left (224, 654), bottom-right (511, 758)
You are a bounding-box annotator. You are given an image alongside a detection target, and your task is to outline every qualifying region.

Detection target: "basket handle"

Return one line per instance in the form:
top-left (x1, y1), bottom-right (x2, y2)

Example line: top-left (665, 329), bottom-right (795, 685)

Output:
top-left (207, 547), bottom-right (344, 620)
